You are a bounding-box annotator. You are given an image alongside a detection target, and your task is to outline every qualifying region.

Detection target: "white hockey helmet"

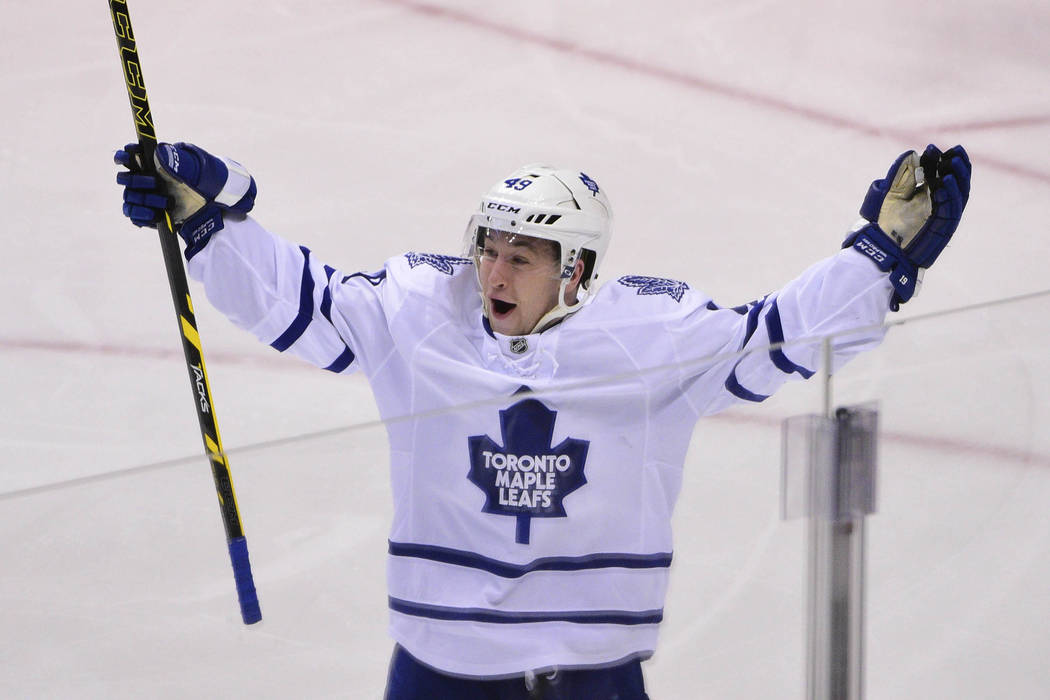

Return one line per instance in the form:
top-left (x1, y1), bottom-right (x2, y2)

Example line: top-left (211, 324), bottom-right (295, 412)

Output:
top-left (464, 164), bottom-right (613, 331)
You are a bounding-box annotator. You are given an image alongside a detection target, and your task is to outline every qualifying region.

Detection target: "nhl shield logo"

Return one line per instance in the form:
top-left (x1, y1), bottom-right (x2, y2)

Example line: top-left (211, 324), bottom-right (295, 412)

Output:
top-left (467, 398), bottom-right (589, 544)
top-left (509, 337), bottom-right (529, 354)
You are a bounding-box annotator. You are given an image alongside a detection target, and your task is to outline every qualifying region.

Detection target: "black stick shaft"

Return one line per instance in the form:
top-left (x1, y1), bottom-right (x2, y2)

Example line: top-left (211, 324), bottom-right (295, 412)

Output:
top-left (108, 0), bottom-right (261, 625)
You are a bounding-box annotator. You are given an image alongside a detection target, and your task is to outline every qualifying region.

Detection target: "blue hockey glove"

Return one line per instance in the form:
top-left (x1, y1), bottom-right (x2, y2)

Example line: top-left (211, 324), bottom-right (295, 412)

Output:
top-left (843, 144), bottom-right (971, 310)
top-left (115, 144), bottom-right (170, 228)
top-left (115, 142), bottom-right (257, 259)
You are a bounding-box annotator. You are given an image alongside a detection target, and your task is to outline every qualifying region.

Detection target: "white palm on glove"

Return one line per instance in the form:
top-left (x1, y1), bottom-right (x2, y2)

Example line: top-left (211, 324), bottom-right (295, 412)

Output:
top-left (870, 150), bottom-right (931, 248)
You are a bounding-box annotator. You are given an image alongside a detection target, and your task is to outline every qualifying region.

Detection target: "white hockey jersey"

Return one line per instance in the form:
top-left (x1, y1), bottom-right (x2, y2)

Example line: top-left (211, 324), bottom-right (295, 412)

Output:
top-left (187, 215), bottom-right (893, 677)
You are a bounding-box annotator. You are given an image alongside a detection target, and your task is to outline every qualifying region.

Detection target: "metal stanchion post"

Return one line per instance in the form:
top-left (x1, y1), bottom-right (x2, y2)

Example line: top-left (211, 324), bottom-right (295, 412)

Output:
top-left (782, 402), bottom-right (878, 700)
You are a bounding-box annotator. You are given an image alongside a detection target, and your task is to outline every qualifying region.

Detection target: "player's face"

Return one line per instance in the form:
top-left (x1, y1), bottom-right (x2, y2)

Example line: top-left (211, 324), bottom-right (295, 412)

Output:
top-left (477, 231), bottom-right (562, 336)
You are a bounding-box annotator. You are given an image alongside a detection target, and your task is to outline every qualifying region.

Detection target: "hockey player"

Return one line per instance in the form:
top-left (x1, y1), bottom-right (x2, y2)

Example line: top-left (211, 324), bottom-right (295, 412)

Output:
top-left (116, 143), bottom-right (970, 699)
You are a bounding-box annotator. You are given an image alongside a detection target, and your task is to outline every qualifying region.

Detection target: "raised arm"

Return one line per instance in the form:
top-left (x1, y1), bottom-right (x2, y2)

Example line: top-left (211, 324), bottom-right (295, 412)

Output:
top-left (677, 144), bottom-right (972, 415)
top-left (114, 141), bottom-right (386, 375)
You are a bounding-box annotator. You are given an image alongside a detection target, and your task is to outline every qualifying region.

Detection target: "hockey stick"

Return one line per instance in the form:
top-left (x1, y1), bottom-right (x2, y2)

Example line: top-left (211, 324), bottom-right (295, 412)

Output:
top-left (108, 0), bottom-right (262, 625)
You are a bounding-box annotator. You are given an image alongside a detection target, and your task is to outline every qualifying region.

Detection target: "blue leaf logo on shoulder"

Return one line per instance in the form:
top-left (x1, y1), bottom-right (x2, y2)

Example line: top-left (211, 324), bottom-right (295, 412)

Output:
top-left (405, 252), bottom-right (472, 275)
top-left (468, 398), bottom-right (589, 545)
top-left (618, 275), bottom-right (689, 303)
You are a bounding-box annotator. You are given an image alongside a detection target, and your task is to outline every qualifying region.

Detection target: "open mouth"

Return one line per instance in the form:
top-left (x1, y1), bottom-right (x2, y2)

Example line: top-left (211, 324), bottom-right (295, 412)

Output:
top-left (490, 298), bottom-right (516, 316)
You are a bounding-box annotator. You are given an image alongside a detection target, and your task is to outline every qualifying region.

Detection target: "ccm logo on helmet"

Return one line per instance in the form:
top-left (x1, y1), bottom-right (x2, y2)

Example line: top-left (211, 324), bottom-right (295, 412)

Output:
top-left (487, 202), bottom-right (521, 214)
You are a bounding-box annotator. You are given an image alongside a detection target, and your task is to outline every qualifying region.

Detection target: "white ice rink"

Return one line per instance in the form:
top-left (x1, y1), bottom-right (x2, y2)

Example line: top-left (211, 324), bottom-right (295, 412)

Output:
top-left (3, 1), bottom-right (1050, 697)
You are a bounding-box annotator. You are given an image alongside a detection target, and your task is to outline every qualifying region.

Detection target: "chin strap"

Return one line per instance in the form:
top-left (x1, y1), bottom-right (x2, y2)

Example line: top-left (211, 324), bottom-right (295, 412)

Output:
top-left (529, 278), bottom-right (590, 333)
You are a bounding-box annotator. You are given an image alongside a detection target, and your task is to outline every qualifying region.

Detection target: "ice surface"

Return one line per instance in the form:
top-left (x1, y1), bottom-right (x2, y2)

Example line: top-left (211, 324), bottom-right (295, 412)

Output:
top-left (2, 1), bottom-right (1049, 697)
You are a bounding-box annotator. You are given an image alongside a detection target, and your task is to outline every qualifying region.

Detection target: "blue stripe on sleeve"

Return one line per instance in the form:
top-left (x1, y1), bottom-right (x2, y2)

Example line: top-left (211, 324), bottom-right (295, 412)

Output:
top-left (765, 300), bottom-right (816, 379)
top-left (706, 300), bottom-right (748, 315)
top-left (388, 597), bottom-right (663, 626)
top-left (270, 246), bottom-right (316, 352)
top-left (320, 286), bottom-right (333, 323)
top-left (320, 266), bottom-right (335, 322)
top-left (725, 366), bottom-right (769, 402)
top-left (324, 346), bottom-right (356, 373)
top-left (742, 297), bottom-right (766, 347)
top-left (389, 541), bottom-right (672, 579)
top-left (342, 270), bottom-right (388, 286)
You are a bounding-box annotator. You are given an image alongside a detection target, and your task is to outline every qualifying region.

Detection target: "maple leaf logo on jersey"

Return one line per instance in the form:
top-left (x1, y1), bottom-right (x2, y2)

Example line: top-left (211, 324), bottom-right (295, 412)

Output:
top-left (405, 252), bottom-right (472, 275)
top-left (618, 275), bottom-right (690, 303)
top-left (467, 397), bottom-right (589, 545)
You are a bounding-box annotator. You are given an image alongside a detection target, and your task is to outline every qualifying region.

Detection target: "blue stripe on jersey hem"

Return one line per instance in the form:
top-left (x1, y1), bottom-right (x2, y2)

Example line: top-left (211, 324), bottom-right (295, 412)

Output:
top-left (389, 541), bottom-right (672, 579)
top-left (324, 346), bottom-right (356, 373)
top-left (725, 367), bottom-right (769, 403)
top-left (271, 246), bottom-right (316, 352)
top-left (388, 597), bottom-right (664, 626)
top-left (765, 300), bottom-right (816, 379)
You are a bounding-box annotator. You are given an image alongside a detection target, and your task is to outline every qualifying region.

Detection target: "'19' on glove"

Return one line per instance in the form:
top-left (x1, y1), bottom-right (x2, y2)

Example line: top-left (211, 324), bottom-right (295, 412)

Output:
top-left (843, 144), bottom-right (971, 310)
top-left (115, 142), bottom-right (257, 259)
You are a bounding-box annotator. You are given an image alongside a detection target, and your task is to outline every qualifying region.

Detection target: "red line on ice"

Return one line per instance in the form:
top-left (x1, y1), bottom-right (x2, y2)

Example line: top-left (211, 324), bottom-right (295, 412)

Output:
top-left (6, 335), bottom-right (1048, 470)
top-left (0, 336), bottom-right (293, 370)
top-left (385, 0), bottom-right (1050, 186)
top-left (921, 114), bottom-right (1050, 132)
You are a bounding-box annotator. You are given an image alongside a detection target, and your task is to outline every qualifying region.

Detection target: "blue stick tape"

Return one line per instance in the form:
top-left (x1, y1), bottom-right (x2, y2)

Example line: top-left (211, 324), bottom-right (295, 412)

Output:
top-left (228, 536), bottom-right (262, 624)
